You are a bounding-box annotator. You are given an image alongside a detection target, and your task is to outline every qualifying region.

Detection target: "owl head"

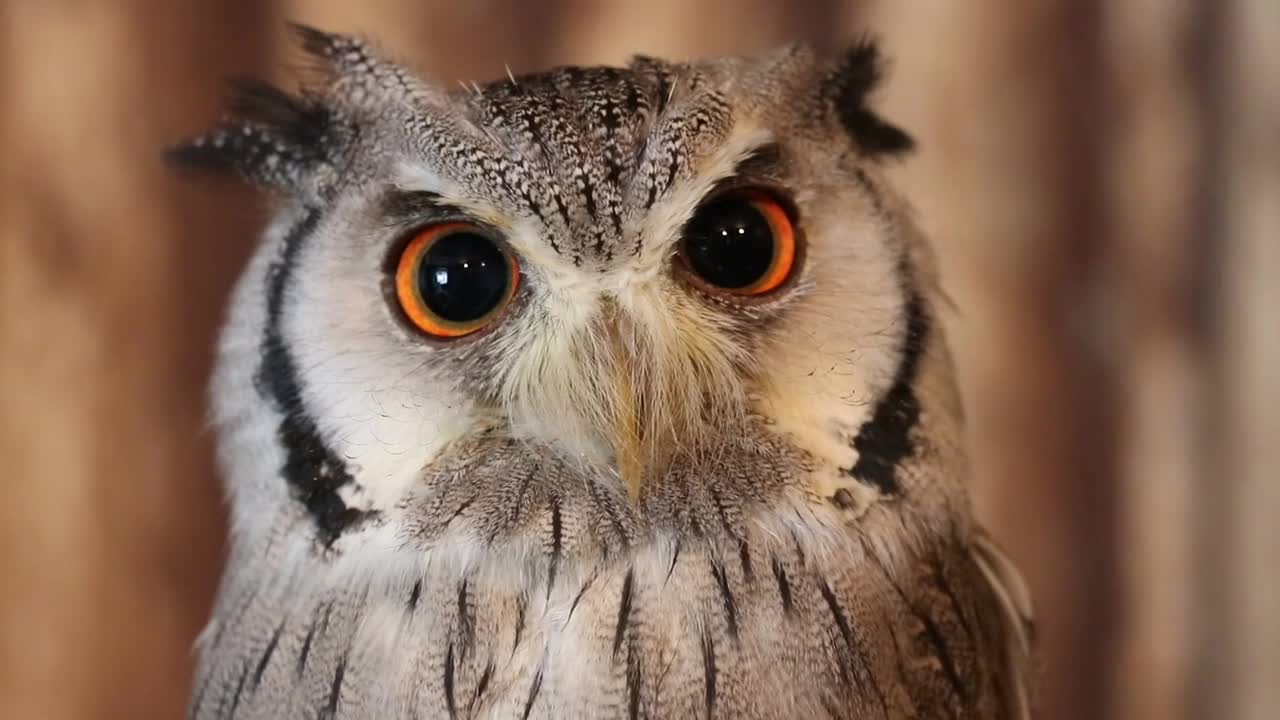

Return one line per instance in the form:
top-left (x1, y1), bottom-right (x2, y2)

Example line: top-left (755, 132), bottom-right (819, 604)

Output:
top-left (175, 26), bottom-right (966, 567)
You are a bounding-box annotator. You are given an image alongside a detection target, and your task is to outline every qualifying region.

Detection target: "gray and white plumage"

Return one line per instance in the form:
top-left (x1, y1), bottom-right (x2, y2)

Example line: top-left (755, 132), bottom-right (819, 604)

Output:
top-left (175, 26), bottom-right (1035, 719)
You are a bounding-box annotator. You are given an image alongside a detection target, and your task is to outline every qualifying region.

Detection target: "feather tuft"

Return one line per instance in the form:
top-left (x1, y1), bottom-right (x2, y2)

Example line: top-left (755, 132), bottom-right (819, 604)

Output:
top-left (823, 38), bottom-right (915, 157)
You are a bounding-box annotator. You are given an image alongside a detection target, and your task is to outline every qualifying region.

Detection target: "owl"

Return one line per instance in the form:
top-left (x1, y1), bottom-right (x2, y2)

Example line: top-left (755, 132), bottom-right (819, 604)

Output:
top-left (174, 25), bottom-right (1034, 720)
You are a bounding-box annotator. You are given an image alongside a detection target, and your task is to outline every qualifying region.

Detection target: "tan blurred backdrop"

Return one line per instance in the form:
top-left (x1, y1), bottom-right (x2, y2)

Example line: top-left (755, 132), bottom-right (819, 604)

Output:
top-left (1, 2), bottom-right (1276, 719)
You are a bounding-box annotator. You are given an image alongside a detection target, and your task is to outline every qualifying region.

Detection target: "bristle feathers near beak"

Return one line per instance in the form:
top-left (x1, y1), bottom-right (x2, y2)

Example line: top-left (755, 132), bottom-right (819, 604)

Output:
top-left (607, 318), bottom-right (645, 502)
top-left (495, 288), bottom-right (753, 498)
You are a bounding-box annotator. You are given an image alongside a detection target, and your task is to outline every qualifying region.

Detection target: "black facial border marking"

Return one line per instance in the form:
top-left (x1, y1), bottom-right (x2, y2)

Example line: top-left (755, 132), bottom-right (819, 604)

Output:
top-left (843, 288), bottom-right (928, 495)
top-left (256, 208), bottom-right (374, 546)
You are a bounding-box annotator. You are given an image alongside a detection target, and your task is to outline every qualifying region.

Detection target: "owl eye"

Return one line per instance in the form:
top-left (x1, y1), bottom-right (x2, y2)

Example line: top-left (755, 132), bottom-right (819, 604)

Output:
top-left (393, 223), bottom-right (519, 339)
top-left (679, 189), bottom-right (798, 296)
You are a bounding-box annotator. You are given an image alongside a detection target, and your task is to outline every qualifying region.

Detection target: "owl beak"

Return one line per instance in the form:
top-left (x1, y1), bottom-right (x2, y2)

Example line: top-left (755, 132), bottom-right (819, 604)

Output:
top-left (603, 301), bottom-right (645, 502)
top-left (611, 359), bottom-right (644, 502)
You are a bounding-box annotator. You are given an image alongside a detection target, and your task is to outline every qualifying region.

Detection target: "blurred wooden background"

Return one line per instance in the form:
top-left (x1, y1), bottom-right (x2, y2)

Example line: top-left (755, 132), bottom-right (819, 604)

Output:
top-left (1, 2), bottom-right (1275, 718)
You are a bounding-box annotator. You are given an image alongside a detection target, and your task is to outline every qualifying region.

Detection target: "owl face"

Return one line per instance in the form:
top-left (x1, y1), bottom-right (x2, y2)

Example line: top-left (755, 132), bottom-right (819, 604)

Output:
top-left (181, 29), bottom-right (953, 558)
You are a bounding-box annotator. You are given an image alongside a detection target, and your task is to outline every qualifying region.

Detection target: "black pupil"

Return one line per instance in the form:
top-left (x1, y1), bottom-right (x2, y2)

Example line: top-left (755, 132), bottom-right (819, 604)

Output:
top-left (416, 231), bottom-right (509, 323)
top-left (683, 197), bottom-right (776, 289)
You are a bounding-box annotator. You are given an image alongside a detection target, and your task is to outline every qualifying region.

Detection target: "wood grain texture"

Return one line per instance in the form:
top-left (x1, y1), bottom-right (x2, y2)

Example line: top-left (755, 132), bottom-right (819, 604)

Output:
top-left (0, 3), bottom-right (272, 717)
top-left (1200, 2), bottom-right (1280, 719)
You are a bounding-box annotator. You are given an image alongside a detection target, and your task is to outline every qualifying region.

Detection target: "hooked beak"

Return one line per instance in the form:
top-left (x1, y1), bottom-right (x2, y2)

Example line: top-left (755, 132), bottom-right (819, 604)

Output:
top-left (605, 306), bottom-right (645, 502)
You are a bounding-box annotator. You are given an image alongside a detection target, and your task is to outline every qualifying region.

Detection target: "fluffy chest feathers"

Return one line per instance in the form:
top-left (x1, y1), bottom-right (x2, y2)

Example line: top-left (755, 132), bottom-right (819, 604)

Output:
top-left (193, 457), bottom-right (1025, 720)
top-left (193, 411), bottom-right (1031, 718)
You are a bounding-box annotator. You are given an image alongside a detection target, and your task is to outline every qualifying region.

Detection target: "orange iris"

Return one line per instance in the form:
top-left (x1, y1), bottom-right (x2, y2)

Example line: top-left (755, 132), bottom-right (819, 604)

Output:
top-left (679, 189), bottom-right (800, 297)
top-left (393, 222), bottom-right (519, 339)
top-left (736, 191), bottom-right (797, 295)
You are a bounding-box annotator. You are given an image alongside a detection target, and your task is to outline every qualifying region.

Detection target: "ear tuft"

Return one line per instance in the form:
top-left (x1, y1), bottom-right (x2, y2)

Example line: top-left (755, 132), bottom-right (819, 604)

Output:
top-left (286, 22), bottom-right (386, 90)
top-left (287, 22), bottom-right (344, 60)
top-left (225, 78), bottom-right (332, 152)
top-left (825, 38), bottom-right (915, 158)
top-left (166, 78), bottom-right (336, 196)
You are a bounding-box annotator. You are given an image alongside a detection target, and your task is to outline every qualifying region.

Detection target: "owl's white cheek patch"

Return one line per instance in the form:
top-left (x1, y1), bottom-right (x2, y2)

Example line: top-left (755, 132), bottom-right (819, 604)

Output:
top-left (328, 386), bottom-right (476, 513)
top-left (751, 195), bottom-right (908, 507)
top-left (212, 211), bottom-right (315, 542)
top-left (292, 352), bottom-right (473, 520)
top-left (283, 210), bottom-right (487, 527)
top-left (757, 381), bottom-right (862, 466)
